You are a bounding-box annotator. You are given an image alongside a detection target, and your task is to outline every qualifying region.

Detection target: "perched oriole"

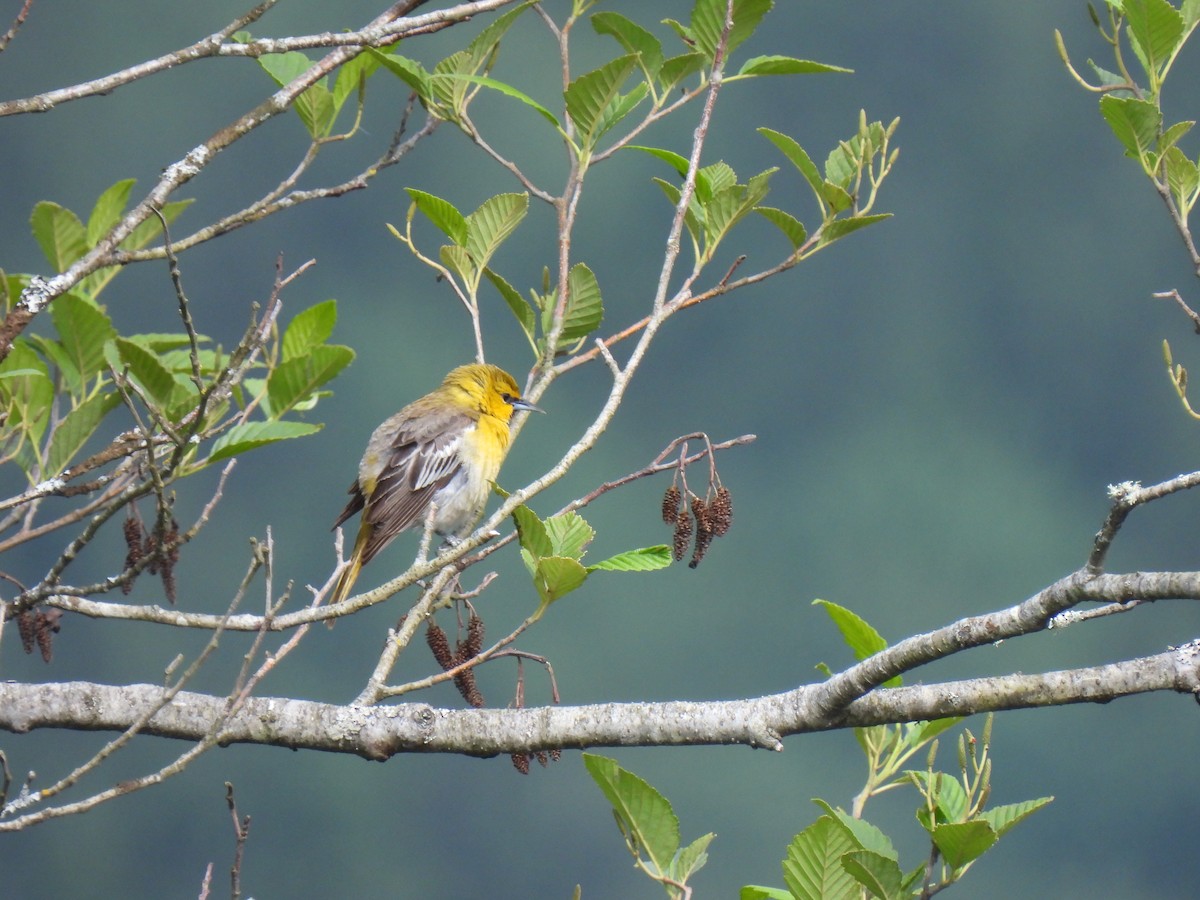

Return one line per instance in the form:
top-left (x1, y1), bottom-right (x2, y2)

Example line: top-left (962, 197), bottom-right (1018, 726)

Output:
top-left (330, 363), bottom-right (541, 607)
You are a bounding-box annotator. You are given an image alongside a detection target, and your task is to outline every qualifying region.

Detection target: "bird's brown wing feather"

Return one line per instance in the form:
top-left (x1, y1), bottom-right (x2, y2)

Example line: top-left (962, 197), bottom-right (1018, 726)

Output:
top-left (358, 409), bottom-right (472, 564)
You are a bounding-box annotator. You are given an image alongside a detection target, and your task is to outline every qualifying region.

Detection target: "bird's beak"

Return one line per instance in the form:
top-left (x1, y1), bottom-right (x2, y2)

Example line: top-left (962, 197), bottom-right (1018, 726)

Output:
top-left (512, 398), bottom-right (544, 414)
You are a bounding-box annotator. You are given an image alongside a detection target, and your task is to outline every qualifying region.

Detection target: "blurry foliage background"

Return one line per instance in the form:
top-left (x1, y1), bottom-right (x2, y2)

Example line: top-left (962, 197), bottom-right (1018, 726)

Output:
top-left (3, 1), bottom-right (1200, 897)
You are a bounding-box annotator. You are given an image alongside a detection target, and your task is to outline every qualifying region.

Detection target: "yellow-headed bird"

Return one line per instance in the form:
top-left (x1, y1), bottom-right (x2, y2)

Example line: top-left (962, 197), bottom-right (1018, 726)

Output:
top-left (331, 363), bottom-right (541, 607)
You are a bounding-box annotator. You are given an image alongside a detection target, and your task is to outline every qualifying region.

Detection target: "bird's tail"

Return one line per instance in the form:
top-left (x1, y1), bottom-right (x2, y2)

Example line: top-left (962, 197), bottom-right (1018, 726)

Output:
top-left (328, 522), bottom-right (370, 626)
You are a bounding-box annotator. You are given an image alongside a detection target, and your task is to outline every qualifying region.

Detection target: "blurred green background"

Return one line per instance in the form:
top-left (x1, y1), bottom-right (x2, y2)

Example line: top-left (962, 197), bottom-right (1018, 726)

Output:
top-left (3, 1), bottom-right (1200, 897)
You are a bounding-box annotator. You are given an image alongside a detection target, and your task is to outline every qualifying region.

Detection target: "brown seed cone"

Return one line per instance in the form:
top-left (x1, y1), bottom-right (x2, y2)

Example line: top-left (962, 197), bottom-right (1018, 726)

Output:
top-left (661, 484), bottom-right (682, 524)
top-left (691, 495), bottom-right (713, 535)
top-left (511, 752), bottom-right (531, 775)
top-left (464, 611), bottom-right (485, 659)
top-left (710, 486), bottom-right (733, 537)
top-left (425, 621), bottom-right (455, 670)
top-left (549, 748), bottom-right (562, 762)
top-left (34, 609), bottom-right (61, 663)
top-left (16, 609), bottom-right (35, 655)
top-left (453, 668), bottom-right (485, 708)
top-left (122, 516), bottom-right (144, 594)
top-left (672, 506), bottom-right (693, 562)
top-left (688, 527), bottom-right (715, 569)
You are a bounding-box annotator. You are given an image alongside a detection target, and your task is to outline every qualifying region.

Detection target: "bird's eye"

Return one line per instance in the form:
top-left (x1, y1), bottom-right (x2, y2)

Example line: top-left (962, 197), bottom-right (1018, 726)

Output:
top-left (501, 393), bottom-right (515, 404)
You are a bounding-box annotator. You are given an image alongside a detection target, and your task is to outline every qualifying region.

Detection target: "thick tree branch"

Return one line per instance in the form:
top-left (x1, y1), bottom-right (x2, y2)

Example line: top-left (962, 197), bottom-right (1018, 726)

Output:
top-left (2, 643), bottom-right (1196, 771)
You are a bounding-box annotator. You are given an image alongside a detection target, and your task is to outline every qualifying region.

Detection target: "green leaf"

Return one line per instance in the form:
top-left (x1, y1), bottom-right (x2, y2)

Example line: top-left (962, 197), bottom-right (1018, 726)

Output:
top-left (592, 11), bottom-right (664, 80)
top-left (564, 55), bottom-right (639, 153)
top-left (532, 555), bottom-right (588, 606)
top-left (368, 49), bottom-right (434, 104)
top-left (0, 340), bottom-right (54, 451)
top-left (903, 717), bottom-right (964, 750)
top-left (841, 850), bottom-right (903, 900)
top-left (782, 817), bottom-right (860, 900)
top-left (583, 754), bottom-right (681, 876)
top-left (1158, 119), bottom-right (1195, 153)
top-left (112, 337), bottom-right (179, 409)
top-left (208, 420), bottom-right (322, 464)
top-left (30, 202), bottom-right (87, 272)
top-left (46, 391), bottom-right (121, 475)
top-left (1099, 94), bottom-right (1162, 159)
top-left (691, 0), bottom-right (773, 61)
top-left (259, 51), bottom-right (335, 138)
top-left (406, 189), bottom-right (468, 244)
top-left (658, 52), bottom-right (706, 93)
top-left (811, 800), bottom-right (897, 861)
top-left (543, 510), bottom-right (595, 559)
top-left (484, 269), bottom-right (536, 348)
top-left (702, 168), bottom-right (776, 259)
top-left (930, 821), bottom-right (997, 871)
top-left (626, 144), bottom-right (691, 177)
top-left (282, 299), bottom-right (338, 361)
top-left (556, 262), bottom-right (604, 345)
top-left (1185, 0), bottom-right (1200, 27)
top-left (587, 546), bottom-right (673, 572)
top-left (464, 0), bottom-right (534, 69)
top-left (266, 344), bottom-right (354, 418)
top-left (736, 55), bottom-right (853, 77)
top-left (819, 213), bottom-right (892, 245)
top-left (331, 50), bottom-right (380, 118)
top-left (513, 504), bottom-right (553, 560)
top-left (50, 294), bottom-right (117, 387)
top-left (87, 179), bottom-right (135, 246)
top-left (1164, 146), bottom-right (1200, 215)
top-left (673, 832), bottom-right (715, 882)
top-left (910, 771), bottom-right (969, 827)
top-left (979, 796), bottom-right (1054, 839)
top-left (652, 177), bottom-right (704, 254)
top-left (756, 206), bottom-right (807, 249)
top-left (1123, 0), bottom-right (1184, 80)
top-left (465, 193), bottom-right (529, 272)
top-left (759, 127), bottom-right (827, 208)
top-left (813, 599), bottom-right (900, 685)
top-left (435, 73), bottom-right (563, 130)
top-left (740, 888), bottom-right (793, 900)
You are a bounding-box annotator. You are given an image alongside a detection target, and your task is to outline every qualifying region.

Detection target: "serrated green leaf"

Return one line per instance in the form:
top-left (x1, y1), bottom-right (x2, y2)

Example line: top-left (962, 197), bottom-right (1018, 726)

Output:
top-left (903, 717), bottom-right (964, 750)
top-left (464, 0), bottom-right (534, 69)
top-left (87, 179), bottom-right (135, 246)
top-left (583, 754), bottom-right (680, 875)
top-left (756, 206), bottom-right (807, 249)
top-left (673, 832), bottom-right (715, 882)
top-left (592, 11), bottom-right (664, 81)
top-left (699, 161), bottom-right (738, 200)
top-left (208, 420), bottom-right (322, 464)
top-left (979, 796), bottom-right (1054, 839)
top-left (126, 333), bottom-right (213, 354)
top-left (740, 887), bottom-right (793, 900)
top-left (543, 510), bottom-right (595, 559)
top-left (368, 49), bottom-right (434, 104)
top-left (1164, 146), bottom-right (1200, 215)
top-left (1123, 0), bottom-right (1184, 80)
top-left (282, 299), bottom-right (338, 361)
top-left (626, 144), bottom-right (692, 177)
top-left (841, 850), bottom-right (903, 900)
top-left (1158, 119), bottom-right (1194, 153)
top-left (331, 50), bottom-right (380, 118)
top-left (465, 192), bottom-right (529, 272)
top-left (931, 821), bottom-right (997, 871)
top-left (433, 73), bottom-right (563, 130)
top-left (113, 336), bottom-right (179, 409)
top-left (652, 177), bottom-right (704, 255)
top-left (266, 344), bottom-right (354, 418)
top-left (555, 262), bottom-right (603, 346)
top-left (533, 555), bottom-right (588, 605)
top-left (513, 504), bottom-right (553, 560)
top-left (691, 0), bottom-right (772, 61)
top-left (811, 800), bottom-right (896, 861)
top-left (702, 169), bottom-right (776, 259)
top-left (564, 55), bottom-right (639, 153)
top-left (406, 189), bottom-right (468, 244)
top-left (909, 771), bottom-right (969, 827)
top-left (819, 213), bottom-right (892, 245)
top-left (782, 817), bottom-right (860, 900)
top-left (49, 294), bottom-right (117, 391)
top-left (484, 269), bottom-right (536, 349)
top-left (825, 143), bottom-right (858, 189)
top-left (31, 202), bottom-right (87, 272)
top-left (1184, 0), bottom-right (1200, 27)
top-left (0, 340), bottom-right (53, 452)
top-left (658, 52), bottom-right (706, 93)
top-left (813, 599), bottom-right (899, 685)
top-left (259, 51), bottom-right (335, 137)
top-left (1099, 94), bottom-right (1162, 159)
top-left (46, 391), bottom-right (121, 475)
top-left (735, 55), bottom-right (853, 77)
top-left (759, 127), bottom-right (828, 210)
top-left (587, 546), bottom-right (673, 572)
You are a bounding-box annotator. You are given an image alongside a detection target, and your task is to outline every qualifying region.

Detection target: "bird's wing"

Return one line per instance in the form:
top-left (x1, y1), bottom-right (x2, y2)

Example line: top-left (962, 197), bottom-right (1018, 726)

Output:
top-left (359, 409), bottom-right (473, 564)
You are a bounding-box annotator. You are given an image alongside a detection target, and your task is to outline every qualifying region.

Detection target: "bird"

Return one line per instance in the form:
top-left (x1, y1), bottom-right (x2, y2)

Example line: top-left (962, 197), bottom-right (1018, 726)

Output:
top-left (330, 363), bottom-right (542, 609)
